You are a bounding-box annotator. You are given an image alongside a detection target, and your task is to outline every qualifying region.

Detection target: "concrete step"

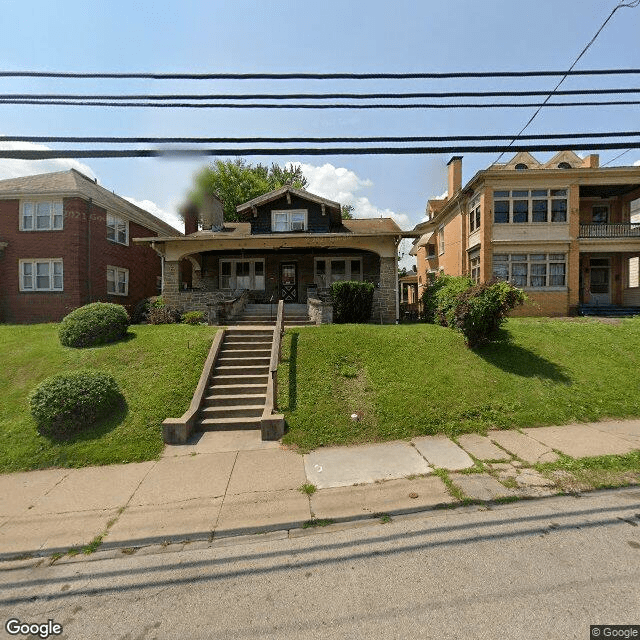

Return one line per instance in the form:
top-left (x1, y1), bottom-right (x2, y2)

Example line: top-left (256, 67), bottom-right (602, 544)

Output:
top-left (211, 374), bottom-right (269, 386)
top-left (198, 416), bottom-right (262, 431)
top-left (218, 350), bottom-right (271, 360)
top-left (220, 341), bottom-right (272, 350)
top-left (200, 405), bottom-right (264, 419)
top-left (207, 383), bottom-right (268, 396)
top-left (216, 356), bottom-right (271, 367)
top-left (202, 393), bottom-right (266, 407)
top-left (225, 329), bottom-right (273, 336)
top-left (214, 364), bottom-right (270, 375)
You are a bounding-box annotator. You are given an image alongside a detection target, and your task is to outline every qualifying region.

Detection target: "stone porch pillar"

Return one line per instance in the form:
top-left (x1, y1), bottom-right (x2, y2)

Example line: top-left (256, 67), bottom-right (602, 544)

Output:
top-left (163, 260), bottom-right (181, 307)
top-left (372, 256), bottom-right (397, 324)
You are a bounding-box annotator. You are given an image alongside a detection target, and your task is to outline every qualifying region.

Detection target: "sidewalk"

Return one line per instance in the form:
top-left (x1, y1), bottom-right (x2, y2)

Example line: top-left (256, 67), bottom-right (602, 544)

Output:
top-left (0, 420), bottom-right (638, 561)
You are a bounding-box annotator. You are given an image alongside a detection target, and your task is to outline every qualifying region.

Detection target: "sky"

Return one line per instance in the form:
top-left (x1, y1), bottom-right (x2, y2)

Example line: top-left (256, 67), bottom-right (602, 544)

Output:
top-left (0, 0), bottom-right (639, 268)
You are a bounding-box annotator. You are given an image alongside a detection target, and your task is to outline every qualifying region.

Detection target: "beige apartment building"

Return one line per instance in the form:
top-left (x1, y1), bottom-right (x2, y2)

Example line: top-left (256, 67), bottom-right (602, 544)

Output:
top-left (411, 151), bottom-right (640, 316)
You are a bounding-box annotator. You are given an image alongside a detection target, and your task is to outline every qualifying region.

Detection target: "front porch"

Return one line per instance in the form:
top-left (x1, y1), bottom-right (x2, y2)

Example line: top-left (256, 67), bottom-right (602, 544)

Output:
top-left (163, 248), bottom-right (398, 324)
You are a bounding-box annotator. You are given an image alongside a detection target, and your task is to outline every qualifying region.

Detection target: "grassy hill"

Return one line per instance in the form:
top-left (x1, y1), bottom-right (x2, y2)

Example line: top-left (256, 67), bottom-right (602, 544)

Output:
top-left (277, 317), bottom-right (640, 451)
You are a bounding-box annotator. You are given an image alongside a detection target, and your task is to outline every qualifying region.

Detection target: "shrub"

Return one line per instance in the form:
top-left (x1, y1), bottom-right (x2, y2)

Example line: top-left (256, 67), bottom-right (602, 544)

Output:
top-left (131, 298), bottom-right (152, 324)
top-left (429, 275), bottom-right (474, 327)
top-left (182, 310), bottom-right (205, 325)
top-left (330, 281), bottom-right (375, 323)
top-left (59, 302), bottom-right (130, 348)
top-left (146, 296), bottom-right (182, 324)
top-left (29, 370), bottom-right (123, 440)
top-left (453, 279), bottom-right (526, 347)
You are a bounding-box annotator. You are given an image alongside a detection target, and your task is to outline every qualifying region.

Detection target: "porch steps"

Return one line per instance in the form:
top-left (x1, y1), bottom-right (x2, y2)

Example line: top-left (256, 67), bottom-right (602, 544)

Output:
top-left (580, 304), bottom-right (640, 317)
top-left (196, 327), bottom-right (273, 432)
top-left (233, 303), bottom-right (315, 326)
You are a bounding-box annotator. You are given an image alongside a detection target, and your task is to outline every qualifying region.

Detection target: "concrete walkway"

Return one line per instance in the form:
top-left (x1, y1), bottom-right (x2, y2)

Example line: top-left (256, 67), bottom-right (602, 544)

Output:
top-left (0, 420), bottom-right (638, 561)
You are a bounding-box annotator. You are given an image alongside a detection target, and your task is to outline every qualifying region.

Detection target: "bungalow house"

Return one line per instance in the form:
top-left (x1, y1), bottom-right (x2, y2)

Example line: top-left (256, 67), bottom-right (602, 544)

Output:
top-left (0, 169), bottom-right (180, 323)
top-left (135, 185), bottom-right (410, 323)
top-left (411, 152), bottom-right (640, 316)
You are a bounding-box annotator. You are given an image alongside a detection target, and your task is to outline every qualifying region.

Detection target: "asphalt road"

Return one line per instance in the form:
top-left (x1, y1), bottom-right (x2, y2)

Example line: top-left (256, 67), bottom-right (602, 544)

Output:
top-left (1, 488), bottom-right (639, 640)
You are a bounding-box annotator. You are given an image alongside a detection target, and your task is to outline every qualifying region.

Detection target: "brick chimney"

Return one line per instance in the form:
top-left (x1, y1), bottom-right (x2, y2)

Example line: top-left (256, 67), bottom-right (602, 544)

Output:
top-left (182, 203), bottom-right (199, 235)
top-left (447, 156), bottom-right (463, 199)
top-left (582, 154), bottom-right (600, 168)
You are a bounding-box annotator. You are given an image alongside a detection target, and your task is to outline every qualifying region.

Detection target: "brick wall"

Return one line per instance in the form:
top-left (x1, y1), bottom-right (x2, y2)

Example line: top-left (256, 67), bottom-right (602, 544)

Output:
top-left (0, 196), bottom-right (162, 323)
top-left (510, 290), bottom-right (570, 317)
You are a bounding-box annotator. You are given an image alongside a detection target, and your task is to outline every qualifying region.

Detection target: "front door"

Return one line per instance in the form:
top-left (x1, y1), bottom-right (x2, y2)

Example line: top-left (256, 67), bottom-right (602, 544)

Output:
top-left (280, 263), bottom-right (297, 302)
top-left (589, 258), bottom-right (611, 305)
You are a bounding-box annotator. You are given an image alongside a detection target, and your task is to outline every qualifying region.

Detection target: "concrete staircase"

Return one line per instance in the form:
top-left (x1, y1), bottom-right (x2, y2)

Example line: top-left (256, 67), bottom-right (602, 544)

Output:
top-left (234, 303), bottom-right (314, 327)
top-left (198, 327), bottom-right (272, 432)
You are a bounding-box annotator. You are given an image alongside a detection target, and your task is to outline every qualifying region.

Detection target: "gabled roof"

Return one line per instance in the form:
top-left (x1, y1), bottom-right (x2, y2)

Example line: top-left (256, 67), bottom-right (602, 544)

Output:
top-left (236, 185), bottom-right (341, 213)
top-left (0, 169), bottom-right (180, 236)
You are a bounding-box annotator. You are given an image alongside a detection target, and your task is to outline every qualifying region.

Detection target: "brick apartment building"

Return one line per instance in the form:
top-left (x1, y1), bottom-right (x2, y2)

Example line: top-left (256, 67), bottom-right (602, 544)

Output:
top-left (410, 151), bottom-right (640, 316)
top-left (0, 169), bottom-right (180, 323)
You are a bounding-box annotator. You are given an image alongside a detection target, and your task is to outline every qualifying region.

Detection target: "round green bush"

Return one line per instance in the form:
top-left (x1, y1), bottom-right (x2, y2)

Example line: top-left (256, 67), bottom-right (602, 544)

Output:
top-left (29, 370), bottom-right (123, 440)
top-left (59, 302), bottom-right (130, 347)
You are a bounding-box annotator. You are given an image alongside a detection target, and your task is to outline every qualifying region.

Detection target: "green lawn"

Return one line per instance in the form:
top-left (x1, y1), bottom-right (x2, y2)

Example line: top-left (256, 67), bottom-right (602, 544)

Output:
top-left (0, 324), bottom-right (214, 472)
top-left (278, 317), bottom-right (640, 451)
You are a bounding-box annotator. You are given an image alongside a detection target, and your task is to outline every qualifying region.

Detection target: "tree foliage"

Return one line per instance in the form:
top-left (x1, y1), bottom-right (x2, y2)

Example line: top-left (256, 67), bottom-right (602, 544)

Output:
top-left (189, 159), bottom-right (308, 222)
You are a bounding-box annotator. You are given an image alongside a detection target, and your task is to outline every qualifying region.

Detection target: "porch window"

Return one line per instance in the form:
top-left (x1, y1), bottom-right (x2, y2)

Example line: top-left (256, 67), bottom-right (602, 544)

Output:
top-left (469, 250), bottom-right (480, 283)
top-left (219, 259), bottom-right (265, 290)
top-left (493, 189), bottom-right (568, 224)
top-left (313, 257), bottom-right (363, 286)
top-left (271, 209), bottom-right (307, 232)
top-left (492, 253), bottom-right (566, 288)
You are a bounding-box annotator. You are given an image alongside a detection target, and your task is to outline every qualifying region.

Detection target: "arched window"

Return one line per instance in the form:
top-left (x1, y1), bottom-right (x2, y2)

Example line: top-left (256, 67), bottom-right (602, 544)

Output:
top-left (515, 163), bottom-right (528, 170)
top-left (558, 162), bottom-right (572, 169)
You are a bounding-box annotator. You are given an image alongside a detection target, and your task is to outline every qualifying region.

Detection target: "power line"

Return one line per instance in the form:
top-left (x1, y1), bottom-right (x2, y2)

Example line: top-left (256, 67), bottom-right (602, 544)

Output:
top-left (2, 131), bottom-right (639, 144)
top-left (1, 142), bottom-right (639, 159)
top-left (1, 88), bottom-right (639, 101)
top-left (602, 148), bottom-right (634, 166)
top-left (495, 0), bottom-right (640, 163)
top-left (1, 99), bottom-right (639, 109)
top-left (0, 69), bottom-right (639, 80)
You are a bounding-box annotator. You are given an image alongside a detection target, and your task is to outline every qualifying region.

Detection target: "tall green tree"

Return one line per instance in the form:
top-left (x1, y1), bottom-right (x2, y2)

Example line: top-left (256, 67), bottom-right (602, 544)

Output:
top-left (188, 159), bottom-right (308, 222)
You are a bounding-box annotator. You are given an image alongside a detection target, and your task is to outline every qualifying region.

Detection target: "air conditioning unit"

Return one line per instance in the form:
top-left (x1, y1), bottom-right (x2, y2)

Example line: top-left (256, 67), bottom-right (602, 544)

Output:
top-left (291, 221), bottom-right (305, 231)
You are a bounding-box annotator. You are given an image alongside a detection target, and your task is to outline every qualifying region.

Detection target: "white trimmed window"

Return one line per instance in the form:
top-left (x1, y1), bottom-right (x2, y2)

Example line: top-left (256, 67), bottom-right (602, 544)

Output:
top-left (314, 257), bottom-right (363, 285)
top-left (493, 253), bottom-right (566, 288)
top-left (493, 189), bottom-right (568, 224)
top-left (219, 259), bottom-right (265, 290)
top-left (107, 213), bottom-right (128, 244)
top-left (438, 225), bottom-right (445, 254)
top-left (21, 200), bottom-right (63, 231)
top-left (107, 266), bottom-right (129, 296)
top-left (469, 195), bottom-right (481, 233)
top-left (271, 209), bottom-right (307, 232)
top-left (19, 259), bottom-right (63, 291)
top-left (469, 251), bottom-right (480, 283)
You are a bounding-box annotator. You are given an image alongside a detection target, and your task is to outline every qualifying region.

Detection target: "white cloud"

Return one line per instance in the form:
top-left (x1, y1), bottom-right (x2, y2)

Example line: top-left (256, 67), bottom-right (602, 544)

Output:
top-left (0, 139), bottom-right (96, 180)
top-left (123, 196), bottom-right (183, 232)
top-left (634, 159), bottom-right (640, 166)
top-left (294, 162), bottom-right (410, 229)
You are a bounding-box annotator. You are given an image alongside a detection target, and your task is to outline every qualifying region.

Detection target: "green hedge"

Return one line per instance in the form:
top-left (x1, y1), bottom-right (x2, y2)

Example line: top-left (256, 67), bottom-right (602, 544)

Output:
top-left (59, 302), bottom-right (130, 348)
top-left (29, 370), bottom-right (123, 440)
top-left (330, 281), bottom-right (375, 323)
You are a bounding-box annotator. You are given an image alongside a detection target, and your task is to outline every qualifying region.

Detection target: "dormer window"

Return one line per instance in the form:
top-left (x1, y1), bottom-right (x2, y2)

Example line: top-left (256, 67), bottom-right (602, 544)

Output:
top-left (515, 163), bottom-right (528, 171)
top-left (272, 209), bottom-right (307, 232)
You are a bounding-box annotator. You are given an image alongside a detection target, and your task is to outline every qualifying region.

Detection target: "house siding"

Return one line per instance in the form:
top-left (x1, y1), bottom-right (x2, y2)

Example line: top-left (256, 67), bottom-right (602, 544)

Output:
top-left (0, 196), bottom-right (162, 323)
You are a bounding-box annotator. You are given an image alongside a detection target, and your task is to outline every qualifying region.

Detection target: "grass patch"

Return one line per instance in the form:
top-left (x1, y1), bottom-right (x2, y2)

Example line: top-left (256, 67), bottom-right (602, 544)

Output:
top-left (0, 323), bottom-right (214, 472)
top-left (278, 319), bottom-right (640, 451)
top-left (536, 451), bottom-right (640, 491)
top-left (432, 468), bottom-right (466, 502)
top-left (302, 518), bottom-right (335, 529)
top-left (298, 483), bottom-right (317, 496)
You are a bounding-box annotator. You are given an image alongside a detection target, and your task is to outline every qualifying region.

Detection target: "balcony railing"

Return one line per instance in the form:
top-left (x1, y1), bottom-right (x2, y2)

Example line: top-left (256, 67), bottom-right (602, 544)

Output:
top-left (579, 223), bottom-right (640, 238)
